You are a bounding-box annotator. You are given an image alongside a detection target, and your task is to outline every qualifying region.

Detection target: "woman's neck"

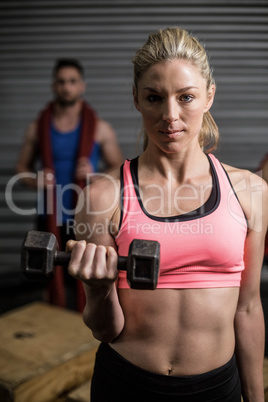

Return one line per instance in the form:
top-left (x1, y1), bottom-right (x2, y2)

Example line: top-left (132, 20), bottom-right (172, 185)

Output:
top-left (140, 143), bottom-right (208, 184)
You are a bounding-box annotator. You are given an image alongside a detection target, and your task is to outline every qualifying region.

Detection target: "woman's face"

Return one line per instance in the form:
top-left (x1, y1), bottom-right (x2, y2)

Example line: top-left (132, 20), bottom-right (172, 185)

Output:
top-left (133, 59), bottom-right (215, 154)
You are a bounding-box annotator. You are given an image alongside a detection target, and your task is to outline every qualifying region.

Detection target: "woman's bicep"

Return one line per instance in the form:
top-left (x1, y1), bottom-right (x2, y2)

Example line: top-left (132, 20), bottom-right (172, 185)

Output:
top-left (237, 177), bottom-right (268, 308)
top-left (74, 178), bottom-right (120, 247)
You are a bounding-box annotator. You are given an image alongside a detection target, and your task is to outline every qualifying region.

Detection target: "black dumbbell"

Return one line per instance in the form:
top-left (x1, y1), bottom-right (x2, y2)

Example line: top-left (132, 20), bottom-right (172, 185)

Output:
top-left (21, 230), bottom-right (160, 290)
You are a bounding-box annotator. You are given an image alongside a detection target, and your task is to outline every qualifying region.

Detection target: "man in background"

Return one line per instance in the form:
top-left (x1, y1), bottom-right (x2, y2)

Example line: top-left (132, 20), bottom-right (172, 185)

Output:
top-left (16, 58), bottom-right (124, 310)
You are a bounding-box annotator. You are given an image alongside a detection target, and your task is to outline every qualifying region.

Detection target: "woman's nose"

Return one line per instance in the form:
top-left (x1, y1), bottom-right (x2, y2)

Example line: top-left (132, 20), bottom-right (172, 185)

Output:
top-left (162, 100), bottom-right (179, 123)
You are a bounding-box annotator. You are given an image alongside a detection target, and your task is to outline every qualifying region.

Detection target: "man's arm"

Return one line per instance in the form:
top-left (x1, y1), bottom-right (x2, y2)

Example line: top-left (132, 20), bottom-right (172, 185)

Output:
top-left (16, 121), bottom-right (39, 188)
top-left (16, 120), bottom-right (55, 189)
top-left (96, 119), bottom-right (124, 170)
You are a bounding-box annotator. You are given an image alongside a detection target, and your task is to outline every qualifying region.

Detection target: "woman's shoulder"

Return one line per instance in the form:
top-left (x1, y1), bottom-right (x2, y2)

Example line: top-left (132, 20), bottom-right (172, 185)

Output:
top-left (221, 162), bottom-right (266, 189)
top-left (79, 169), bottom-right (121, 216)
top-left (74, 169), bottom-right (121, 242)
top-left (222, 162), bottom-right (268, 229)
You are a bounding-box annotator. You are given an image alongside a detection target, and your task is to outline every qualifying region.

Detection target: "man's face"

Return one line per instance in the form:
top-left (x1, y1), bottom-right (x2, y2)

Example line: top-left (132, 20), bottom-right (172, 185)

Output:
top-left (52, 67), bottom-right (86, 106)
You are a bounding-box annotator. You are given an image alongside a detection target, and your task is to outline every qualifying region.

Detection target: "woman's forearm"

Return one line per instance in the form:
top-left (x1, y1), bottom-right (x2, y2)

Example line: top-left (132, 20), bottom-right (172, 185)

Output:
top-left (234, 304), bottom-right (265, 402)
top-left (82, 283), bottom-right (124, 343)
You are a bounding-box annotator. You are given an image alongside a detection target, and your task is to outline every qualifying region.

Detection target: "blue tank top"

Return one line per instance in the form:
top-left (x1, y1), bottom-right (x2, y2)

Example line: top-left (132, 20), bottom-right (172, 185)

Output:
top-left (51, 122), bottom-right (100, 223)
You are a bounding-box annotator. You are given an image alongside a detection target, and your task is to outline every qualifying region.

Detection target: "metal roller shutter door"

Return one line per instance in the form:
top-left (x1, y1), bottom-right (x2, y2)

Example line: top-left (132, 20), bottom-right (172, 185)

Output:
top-left (0, 0), bottom-right (267, 277)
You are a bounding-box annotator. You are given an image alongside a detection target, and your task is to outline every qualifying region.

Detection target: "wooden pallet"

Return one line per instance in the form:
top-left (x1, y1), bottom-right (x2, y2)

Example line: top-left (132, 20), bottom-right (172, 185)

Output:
top-left (0, 302), bottom-right (99, 402)
top-left (66, 381), bottom-right (91, 402)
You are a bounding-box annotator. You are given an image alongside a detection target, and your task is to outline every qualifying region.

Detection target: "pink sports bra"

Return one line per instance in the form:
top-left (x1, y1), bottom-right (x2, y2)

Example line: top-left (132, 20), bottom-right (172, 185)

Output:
top-left (115, 154), bottom-right (248, 289)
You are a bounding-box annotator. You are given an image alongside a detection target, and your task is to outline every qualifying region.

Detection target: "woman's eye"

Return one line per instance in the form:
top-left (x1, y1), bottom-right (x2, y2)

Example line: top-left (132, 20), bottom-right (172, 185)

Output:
top-left (147, 94), bottom-right (162, 103)
top-left (180, 94), bottom-right (193, 102)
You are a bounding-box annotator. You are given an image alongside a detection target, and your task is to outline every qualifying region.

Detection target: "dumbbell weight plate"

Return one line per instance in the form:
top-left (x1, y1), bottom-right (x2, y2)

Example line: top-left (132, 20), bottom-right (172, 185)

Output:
top-left (21, 231), bottom-right (59, 280)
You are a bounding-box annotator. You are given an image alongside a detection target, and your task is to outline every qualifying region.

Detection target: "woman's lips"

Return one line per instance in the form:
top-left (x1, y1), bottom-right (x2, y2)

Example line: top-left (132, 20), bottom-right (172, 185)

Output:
top-left (159, 129), bottom-right (184, 138)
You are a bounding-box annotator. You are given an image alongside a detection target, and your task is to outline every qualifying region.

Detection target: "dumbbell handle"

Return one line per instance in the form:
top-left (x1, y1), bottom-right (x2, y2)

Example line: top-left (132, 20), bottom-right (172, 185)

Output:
top-left (54, 251), bottom-right (71, 267)
top-left (54, 251), bottom-right (127, 270)
top-left (22, 230), bottom-right (160, 289)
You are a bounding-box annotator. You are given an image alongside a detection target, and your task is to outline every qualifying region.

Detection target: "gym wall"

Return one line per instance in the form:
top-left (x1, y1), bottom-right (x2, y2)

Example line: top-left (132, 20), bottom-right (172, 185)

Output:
top-left (0, 0), bottom-right (267, 309)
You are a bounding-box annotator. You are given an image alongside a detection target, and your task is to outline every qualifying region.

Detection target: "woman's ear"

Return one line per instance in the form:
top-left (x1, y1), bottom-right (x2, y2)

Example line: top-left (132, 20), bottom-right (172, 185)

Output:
top-left (204, 84), bottom-right (216, 113)
top-left (133, 85), bottom-right (140, 112)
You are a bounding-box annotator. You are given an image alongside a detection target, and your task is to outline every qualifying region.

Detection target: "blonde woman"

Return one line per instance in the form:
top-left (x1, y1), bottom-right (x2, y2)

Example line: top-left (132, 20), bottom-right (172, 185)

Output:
top-left (67, 27), bottom-right (267, 401)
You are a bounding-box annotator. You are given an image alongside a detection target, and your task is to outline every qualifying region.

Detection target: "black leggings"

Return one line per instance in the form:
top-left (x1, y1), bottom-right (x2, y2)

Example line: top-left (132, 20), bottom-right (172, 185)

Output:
top-left (91, 343), bottom-right (241, 402)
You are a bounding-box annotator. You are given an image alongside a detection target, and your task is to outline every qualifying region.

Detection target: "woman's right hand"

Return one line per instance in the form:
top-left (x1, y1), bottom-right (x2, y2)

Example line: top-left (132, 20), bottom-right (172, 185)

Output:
top-left (66, 240), bottom-right (119, 290)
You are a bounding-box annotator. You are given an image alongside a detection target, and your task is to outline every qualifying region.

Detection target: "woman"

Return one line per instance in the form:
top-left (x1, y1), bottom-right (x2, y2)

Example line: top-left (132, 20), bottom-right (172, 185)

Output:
top-left (67, 27), bottom-right (267, 401)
